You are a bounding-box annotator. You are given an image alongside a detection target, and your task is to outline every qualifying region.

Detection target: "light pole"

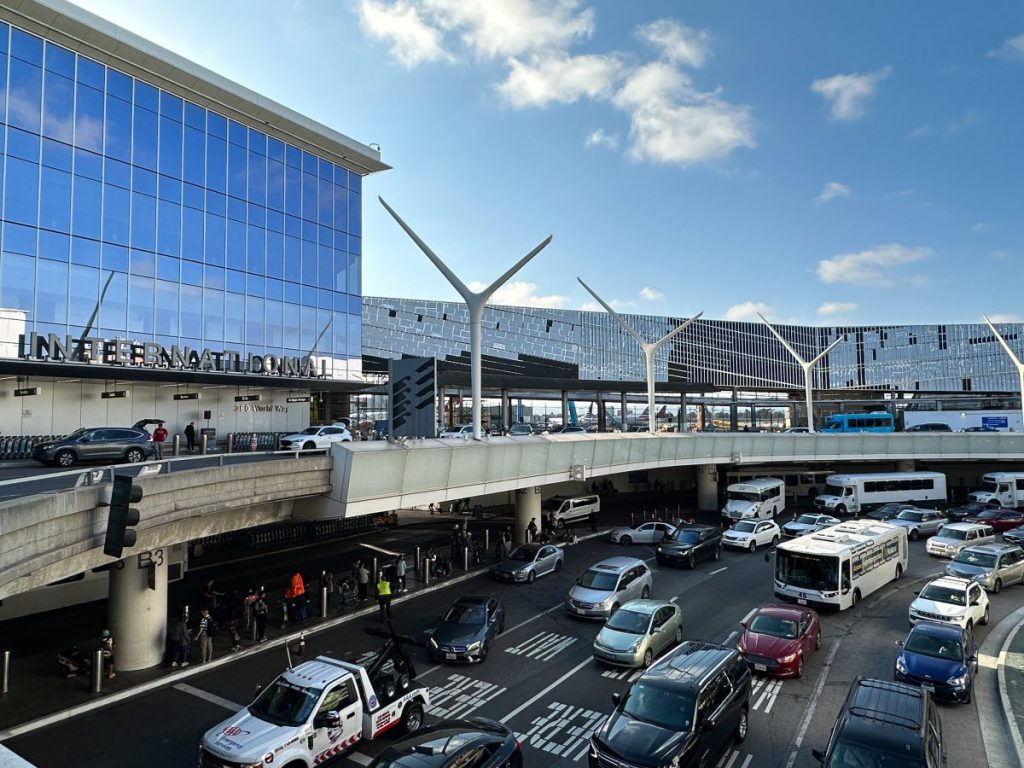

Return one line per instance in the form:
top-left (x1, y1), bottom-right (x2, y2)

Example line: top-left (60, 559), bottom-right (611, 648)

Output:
top-left (984, 316), bottom-right (1024, 430)
top-left (380, 198), bottom-right (553, 440)
top-left (578, 278), bottom-right (702, 434)
top-left (758, 313), bottom-right (844, 434)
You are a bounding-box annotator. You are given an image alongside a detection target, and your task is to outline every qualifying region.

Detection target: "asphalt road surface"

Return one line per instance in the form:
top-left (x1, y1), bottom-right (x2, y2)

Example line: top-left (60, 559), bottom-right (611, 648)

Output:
top-left (6, 530), bottom-right (1013, 768)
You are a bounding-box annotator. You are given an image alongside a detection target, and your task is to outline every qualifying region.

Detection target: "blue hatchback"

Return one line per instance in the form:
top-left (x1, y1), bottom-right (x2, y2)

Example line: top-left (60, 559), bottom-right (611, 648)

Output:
top-left (895, 622), bottom-right (977, 704)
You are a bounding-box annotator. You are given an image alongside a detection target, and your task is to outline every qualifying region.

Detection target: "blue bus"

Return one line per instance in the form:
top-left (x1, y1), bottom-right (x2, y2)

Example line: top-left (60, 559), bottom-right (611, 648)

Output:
top-left (821, 412), bottom-right (895, 433)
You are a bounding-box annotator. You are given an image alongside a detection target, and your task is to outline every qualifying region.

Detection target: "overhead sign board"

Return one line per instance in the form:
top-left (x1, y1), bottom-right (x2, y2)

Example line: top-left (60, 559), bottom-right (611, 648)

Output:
top-left (173, 393), bottom-right (201, 401)
top-left (982, 416), bottom-right (1008, 430)
top-left (14, 387), bottom-right (39, 397)
top-left (234, 395), bottom-right (262, 402)
top-left (101, 390), bottom-right (129, 399)
top-left (287, 396), bottom-right (311, 403)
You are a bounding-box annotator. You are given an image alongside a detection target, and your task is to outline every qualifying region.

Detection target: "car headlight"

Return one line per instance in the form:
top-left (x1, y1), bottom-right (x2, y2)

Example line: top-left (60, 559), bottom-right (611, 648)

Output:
top-left (428, 637), bottom-right (438, 649)
top-left (589, 741), bottom-right (598, 758)
top-left (948, 670), bottom-right (969, 687)
top-left (896, 656), bottom-right (908, 674)
top-left (736, 640), bottom-right (746, 654)
top-left (779, 652), bottom-right (798, 664)
top-left (467, 641), bottom-right (482, 652)
top-left (629, 639), bottom-right (643, 653)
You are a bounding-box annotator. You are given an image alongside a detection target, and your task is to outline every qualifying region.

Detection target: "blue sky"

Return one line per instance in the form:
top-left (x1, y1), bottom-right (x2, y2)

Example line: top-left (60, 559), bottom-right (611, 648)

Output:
top-left (71, 0), bottom-right (1024, 326)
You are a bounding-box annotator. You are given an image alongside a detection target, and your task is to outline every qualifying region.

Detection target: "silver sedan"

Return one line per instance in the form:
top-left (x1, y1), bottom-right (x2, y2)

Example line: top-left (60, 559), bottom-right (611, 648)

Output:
top-left (891, 509), bottom-right (948, 540)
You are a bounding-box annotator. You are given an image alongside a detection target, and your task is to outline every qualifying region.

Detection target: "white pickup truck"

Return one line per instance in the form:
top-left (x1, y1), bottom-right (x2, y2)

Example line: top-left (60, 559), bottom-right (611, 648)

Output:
top-left (198, 641), bottom-right (428, 768)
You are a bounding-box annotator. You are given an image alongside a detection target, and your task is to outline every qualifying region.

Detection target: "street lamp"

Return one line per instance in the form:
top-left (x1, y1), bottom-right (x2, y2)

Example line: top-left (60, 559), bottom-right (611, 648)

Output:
top-left (578, 278), bottom-right (702, 434)
top-left (380, 198), bottom-right (553, 440)
top-left (984, 316), bottom-right (1024, 431)
top-left (758, 313), bottom-right (844, 434)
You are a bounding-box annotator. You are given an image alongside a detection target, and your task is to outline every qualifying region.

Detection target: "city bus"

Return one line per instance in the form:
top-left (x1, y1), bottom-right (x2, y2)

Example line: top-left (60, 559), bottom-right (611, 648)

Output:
top-left (773, 520), bottom-right (908, 610)
top-left (726, 467), bottom-right (834, 500)
top-left (814, 471), bottom-right (947, 517)
top-left (821, 412), bottom-right (895, 433)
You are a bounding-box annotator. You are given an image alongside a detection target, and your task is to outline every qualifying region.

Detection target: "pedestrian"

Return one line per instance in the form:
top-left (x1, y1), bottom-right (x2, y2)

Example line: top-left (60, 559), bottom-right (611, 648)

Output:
top-left (202, 579), bottom-right (223, 616)
top-left (152, 422), bottom-right (168, 459)
top-left (319, 568), bottom-right (335, 612)
top-left (527, 518), bottom-right (538, 543)
top-left (290, 572), bottom-right (307, 622)
top-left (184, 421), bottom-right (197, 453)
top-left (428, 502), bottom-right (436, 515)
top-left (171, 615), bottom-right (191, 667)
top-left (195, 608), bottom-right (217, 663)
top-left (376, 574), bottom-right (392, 621)
top-left (100, 629), bottom-right (116, 679)
top-left (450, 524), bottom-right (460, 562)
top-left (253, 591), bottom-right (269, 642)
top-left (395, 556), bottom-right (407, 593)
top-left (356, 562), bottom-right (370, 601)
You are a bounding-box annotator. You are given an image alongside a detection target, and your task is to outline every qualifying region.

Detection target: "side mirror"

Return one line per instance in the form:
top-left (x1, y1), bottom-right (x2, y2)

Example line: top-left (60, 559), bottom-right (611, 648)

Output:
top-left (611, 692), bottom-right (621, 707)
top-left (895, 639), bottom-right (904, 647)
top-left (314, 711), bottom-right (341, 729)
top-left (740, 620), bottom-right (747, 629)
top-left (811, 749), bottom-right (825, 764)
top-left (913, 591), bottom-right (920, 596)
top-left (254, 683), bottom-right (264, 696)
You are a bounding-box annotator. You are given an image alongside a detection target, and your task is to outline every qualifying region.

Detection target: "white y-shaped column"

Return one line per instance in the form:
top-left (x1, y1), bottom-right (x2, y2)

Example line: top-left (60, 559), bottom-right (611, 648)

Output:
top-left (984, 316), bottom-right (1024, 430)
top-left (578, 278), bottom-right (702, 434)
top-left (758, 313), bottom-right (845, 434)
top-left (380, 197), bottom-right (553, 440)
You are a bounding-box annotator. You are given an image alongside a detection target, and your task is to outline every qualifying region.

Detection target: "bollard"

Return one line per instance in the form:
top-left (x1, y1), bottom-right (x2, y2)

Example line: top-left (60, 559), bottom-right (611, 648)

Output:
top-left (201, 433), bottom-right (209, 455)
top-left (630, 511), bottom-right (635, 528)
top-left (371, 557), bottom-right (379, 584)
top-left (249, 433), bottom-right (257, 452)
top-left (250, 620), bottom-right (258, 641)
top-left (172, 434), bottom-right (181, 457)
top-left (1, 649), bottom-right (9, 694)
top-left (484, 529), bottom-right (490, 555)
top-left (226, 433), bottom-right (234, 453)
top-left (91, 649), bottom-right (104, 693)
top-left (296, 631), bottom-right (306, 657)
top-left (415, 546), bottom-right (421, 574)
top-left (320, 586), bottom-right (328, 619)
top-left (421, 560), bottom-right (431, 586)
top-left (463, 547), bottom-right (470, 571)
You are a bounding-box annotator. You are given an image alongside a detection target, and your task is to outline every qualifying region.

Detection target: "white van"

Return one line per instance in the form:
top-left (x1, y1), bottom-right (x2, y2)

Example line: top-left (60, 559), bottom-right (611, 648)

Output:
top-left (543, 494), bottom-right (600, 528)
top-left (721, 477), bottom-right (785, 522)
top-left (969, 472), bottom-right (1024, 509)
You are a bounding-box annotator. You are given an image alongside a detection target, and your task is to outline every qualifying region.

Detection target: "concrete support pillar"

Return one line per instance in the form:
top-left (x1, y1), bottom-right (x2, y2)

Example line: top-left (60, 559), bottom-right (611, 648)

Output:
top-left (697, 464), bottom-right (719, 512)
top-left (501, 389), bottom-right (510, 429)
top-left (620, 392), bottom-right (628, 431)
top-left (597, 395), bottom-right (606, 432)
top-left (515, 486), bottom-right (542, 545)
top-left (561, 391), bottom-right (569, 426)
top-left (108, 551), bottom-right (168, 671)
top-left (896, 460), bottom-right (916, 473)
top-left (680, 392), bottom-right (687, 432)
top-left (730, 389), bottom-right (739, 432)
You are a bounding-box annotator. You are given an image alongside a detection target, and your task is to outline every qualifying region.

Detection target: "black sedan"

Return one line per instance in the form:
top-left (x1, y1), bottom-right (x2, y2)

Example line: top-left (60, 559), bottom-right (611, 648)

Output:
top-left (370, 718), bottom-right (522, 768)
top-left (1003, 526), bottom-right (1024, 547)
top-left (865, 503), bottom-right (918, 522)
top-left (947, 500), bottom-right (1001, 523)
top-left (427, 596), bottom-right (505, 663)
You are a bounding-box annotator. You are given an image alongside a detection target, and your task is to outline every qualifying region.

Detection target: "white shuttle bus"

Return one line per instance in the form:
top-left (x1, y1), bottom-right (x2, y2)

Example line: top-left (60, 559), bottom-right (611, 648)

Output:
top-left (969, 472), bottom-right (1024, 509)
top-left (721, 477), bottom-right (786, 522)
top-left (774, 520), bottom-right (908, 610)
top-left (814, 471), bottom-right (947, 517)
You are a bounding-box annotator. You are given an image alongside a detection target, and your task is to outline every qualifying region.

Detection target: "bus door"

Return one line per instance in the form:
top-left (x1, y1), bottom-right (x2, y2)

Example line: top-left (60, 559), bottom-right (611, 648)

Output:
top-left (841, 559), bottom-right (852, 598)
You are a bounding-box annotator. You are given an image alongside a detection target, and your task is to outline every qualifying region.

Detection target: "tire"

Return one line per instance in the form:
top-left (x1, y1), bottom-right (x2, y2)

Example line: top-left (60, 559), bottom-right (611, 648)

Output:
top-left (748, 540), bottom-right (757, 553)
top-left (55, 450), bottom-right (76, 468)
top-left (527, 570), bottom-right (536, 584)
top-left (836, 505), bottom-right (847, 517)
top-left (125, 448), bottom-right (145, 464)
top-left (796, 656), bottom-right (804, 678)
top-left (556, 519), bottom-right (565, 529)
top-left (397, 672), bottom-right (411, 691)
top-left (910, 529), bottom-right (920, 541)
top-left (734, 707), bottom-right (749, 744)
top-left (981, 605), bottom-right (990, 626)
top-left (851, 589), bottom-right (861, 608)
top-left (771, 535), bottom-right (780, 547)
top-left (401, 703), bottom-right (424, 734)
top-left (966, 620), bottom-right (973, 633)
top-left (674, 627), bottom-right (683, 645)
top-left (895, 564), bottom-right (903, 580)
top-left (642, 648), bottom-right (654, 668)
top-left (993, 579), bottom-right (1002, 595)
top-left (554, 559), bottom-right (563, 572)
top-left (771, 507), bottom-right (777, 519)
top-left (686, 554), bottom-right (696, 570)
top-left (303, 441), bottom-right (316, 450)
top-left (641, 585), bottom-right (651, 599)
top-left (815, 631), bottom-right (821, 651)
top-left (620, 535), bottom-right (632, 546)
top-left (713, 546), bottom-right (721, 561)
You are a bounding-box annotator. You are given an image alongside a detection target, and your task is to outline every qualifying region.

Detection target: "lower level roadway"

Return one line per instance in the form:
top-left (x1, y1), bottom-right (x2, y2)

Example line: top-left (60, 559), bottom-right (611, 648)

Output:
top-left (5, 528), bottom-right (1009, 767)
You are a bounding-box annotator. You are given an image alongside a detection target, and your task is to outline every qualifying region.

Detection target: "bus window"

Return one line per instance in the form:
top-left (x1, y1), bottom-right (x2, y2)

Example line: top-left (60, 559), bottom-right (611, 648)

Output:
top-left (841, 560), bottom-right (851, 593)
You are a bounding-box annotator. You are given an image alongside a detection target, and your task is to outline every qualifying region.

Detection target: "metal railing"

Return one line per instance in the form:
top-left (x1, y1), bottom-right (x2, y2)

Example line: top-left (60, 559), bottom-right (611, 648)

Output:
top-left (0, 435), bottom-right (63, 461)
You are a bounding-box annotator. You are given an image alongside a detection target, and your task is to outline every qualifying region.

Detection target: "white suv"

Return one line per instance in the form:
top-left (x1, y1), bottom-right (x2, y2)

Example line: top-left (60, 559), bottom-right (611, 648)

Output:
top-left (279, 424), bottom-right (353, 450)
top-left (908, 576), bottom-right (989, 631)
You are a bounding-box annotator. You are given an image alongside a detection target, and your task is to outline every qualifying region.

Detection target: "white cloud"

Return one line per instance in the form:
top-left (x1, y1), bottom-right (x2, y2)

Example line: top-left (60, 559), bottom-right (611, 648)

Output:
top-left (584, 128), bottom-right (619, 149)
top-left (811, 66), bottom-right (891, 120)
top-left (817, 301), bottom-right (858, 317)
top-left (358, 0), bottom-right (452, 67)
top-left (724, 301), bottom-right (774, 322)
top-left (991, 250), bottom-right (1010, 260)
top-left (908, 123), bottom-right (933, 140)
top-left (636, 19), bottom-right (710, 68)
top-left (639, 287), bottom-right (663, 301)
top-left (498, 51), bottom-right (624, 108)
top-left (578, 298), bottom-right (636, 312)
top-left (816, 243), bottom-right (931, 286)
top-left (972, 222), bottom-right (992, 233)
top-left (467, 280), bottom-right (568, 308)
top-left (988, 33), bottom-right (1024, 61)
top-left (947, 108), bottom-right (981, 134)
top-left (988, 314), bottom-right (1023, 324)
top-left (816, 181), bottom-right (850, 205)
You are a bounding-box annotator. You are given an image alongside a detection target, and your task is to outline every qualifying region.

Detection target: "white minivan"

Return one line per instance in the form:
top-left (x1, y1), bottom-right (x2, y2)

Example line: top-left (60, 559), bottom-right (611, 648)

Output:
top-left (543, 494), bottom-right (600, 528)
top-left (721, 477), bottom-right (786, 522)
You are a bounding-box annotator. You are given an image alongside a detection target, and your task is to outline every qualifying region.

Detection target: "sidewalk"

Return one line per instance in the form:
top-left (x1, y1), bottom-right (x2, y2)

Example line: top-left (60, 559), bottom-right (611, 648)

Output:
top-left (997, 611), bottom-right (1024, 766)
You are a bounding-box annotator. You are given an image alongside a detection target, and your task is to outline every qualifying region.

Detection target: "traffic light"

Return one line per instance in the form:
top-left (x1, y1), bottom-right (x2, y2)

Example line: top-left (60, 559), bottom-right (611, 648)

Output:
top-left (103, 474), bottom-right (142, 559)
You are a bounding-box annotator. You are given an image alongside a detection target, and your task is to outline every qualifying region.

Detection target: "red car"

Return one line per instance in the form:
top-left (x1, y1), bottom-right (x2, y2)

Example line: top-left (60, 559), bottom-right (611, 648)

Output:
top-left (737, 604), bottom-right (821, 678)
top-left (964, 508), bottom-right (1024, 532)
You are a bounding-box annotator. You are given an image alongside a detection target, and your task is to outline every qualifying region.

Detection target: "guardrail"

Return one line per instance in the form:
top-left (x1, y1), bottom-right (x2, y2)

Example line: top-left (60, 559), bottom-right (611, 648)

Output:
top-left (0, 435), bottom-right (63, 461)
top-left (227, 432), bottom-right (290, 452)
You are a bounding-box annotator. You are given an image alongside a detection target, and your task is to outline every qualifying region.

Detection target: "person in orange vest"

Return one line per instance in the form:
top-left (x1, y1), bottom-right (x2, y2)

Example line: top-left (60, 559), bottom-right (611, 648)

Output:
top-left (290, 572), bottom-right (307, 622)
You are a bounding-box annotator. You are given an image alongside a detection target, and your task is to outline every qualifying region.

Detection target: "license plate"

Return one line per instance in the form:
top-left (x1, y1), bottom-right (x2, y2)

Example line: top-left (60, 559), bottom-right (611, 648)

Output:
top-left (797, 598), bottom-right (808, 605)
top-left (576, 608), bottom-right (586, 614)
top-left (445, 653), bottom-right (456, 660)
top-left (755, 663), bottom-right (767, 672)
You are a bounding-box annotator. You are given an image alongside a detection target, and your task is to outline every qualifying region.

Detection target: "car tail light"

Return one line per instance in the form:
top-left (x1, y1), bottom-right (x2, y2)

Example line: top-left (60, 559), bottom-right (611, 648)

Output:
top-left (514, 739), bottom-right (521, 752)
top-left (146, 434), bottom-right (153, 441)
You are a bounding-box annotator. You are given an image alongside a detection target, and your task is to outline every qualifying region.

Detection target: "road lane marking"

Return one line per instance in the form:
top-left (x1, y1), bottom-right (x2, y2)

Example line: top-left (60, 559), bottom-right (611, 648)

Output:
top-left (173, 683), bottom-right (242, 712)
top-left (751, 678), bottom-right (782, 712)
top-left (518, 701), bottom-right (607, 761)
top-left (503, 604), bottom-right (563, 636)
top-left (710, 566), bottom-right (728, 576)
top-left (427, 674), bottom-right (507, 719)
top-left (719, 752), bottom-right (754, 768)
top-left (670, 596), bottom-right (678, 603)
top-left (500, 657), bottom-right (594, 723)
top-left (784, 633), bottom-right (843, 768)
top-left (348, 752), bottom-right (372, 766)
top-left (506, 631), bottom-right (577, 661)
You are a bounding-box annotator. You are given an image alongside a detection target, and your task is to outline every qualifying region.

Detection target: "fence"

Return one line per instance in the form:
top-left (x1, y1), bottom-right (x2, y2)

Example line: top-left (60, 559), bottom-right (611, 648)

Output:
top-left (0, 435), bottom-right (63, 460)
top-left (227, 432), bottom-right (290, 452)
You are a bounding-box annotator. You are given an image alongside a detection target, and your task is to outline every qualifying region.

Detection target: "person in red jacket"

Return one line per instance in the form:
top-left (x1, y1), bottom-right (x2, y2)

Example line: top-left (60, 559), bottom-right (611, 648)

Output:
top-left (153, 423), bottom-right (168, 459)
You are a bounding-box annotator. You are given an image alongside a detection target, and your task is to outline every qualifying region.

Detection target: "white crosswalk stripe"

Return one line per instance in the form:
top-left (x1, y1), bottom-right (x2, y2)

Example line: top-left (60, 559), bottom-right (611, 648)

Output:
top-left (718, 751), bottom-right (755, 768)
top-left (599, 667), bottom-right (644, 681)
top-left (505, 631), bottom-right (577, 661)
top-left (518, 701), bottom-right (607, 762)
top-left (751, 677), bottom-right (783, 712)
top-left (426, 674), bottom-right (507, 720)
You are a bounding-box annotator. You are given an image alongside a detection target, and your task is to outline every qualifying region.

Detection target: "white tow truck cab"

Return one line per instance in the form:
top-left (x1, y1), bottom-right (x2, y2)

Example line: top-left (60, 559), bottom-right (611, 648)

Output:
top-left (969, 472), bottom-right (1024, 509)
top-left (198, 634), bottom-right (428, 768)
top-left (721, 477), bottom-right (785, 522)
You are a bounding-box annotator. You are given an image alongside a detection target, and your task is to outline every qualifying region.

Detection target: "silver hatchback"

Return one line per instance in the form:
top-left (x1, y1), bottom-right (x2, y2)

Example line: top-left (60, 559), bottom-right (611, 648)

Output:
top-left (566, 557), bottom-right (653, 620)
top-left (945, 543), bottom-right (1024, 593)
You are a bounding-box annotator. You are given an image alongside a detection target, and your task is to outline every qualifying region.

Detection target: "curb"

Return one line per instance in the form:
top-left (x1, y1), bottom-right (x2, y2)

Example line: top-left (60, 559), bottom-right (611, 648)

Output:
top-left (997, 618), bottom-right (1024, 766)
top-left (0, 527), bottom-right (609, 741)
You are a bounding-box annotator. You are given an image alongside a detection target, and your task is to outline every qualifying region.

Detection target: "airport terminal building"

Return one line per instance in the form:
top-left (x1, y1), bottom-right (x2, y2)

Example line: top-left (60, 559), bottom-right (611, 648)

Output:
top-left (0, 0), bottom-right (385, 438)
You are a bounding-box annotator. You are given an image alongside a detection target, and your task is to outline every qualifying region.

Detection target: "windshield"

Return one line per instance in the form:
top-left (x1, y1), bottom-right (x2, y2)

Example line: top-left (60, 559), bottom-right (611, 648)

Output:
top-left (824, 483), bottom-right (845, 497)
top-left (904, 631), bottom-right (963, 661)
top-left (248, 679), bottom-right (321, 727)
top-left (728, 491), bottom-right (759, 502)
top-left (578, 570), bottom-right (618, 590)
top-left (668, 529), bottom-right (701, 544)
top-left (748, 614), bottom-right (798, 639)
top-left (918, 584), bottom-right (965, 605)
top-left (980, 480), bottom-right (999, 493)
top-left (877, 504), bottom-right (901, 516)
top-left (822, 418), bottom-right (841, 431)
top-left (509, 547), bottom-right (537, 562)
top-left (936, 526), bottom-right (967, 541)
top-left (298, 427), bottom-right (319, 435)
top-left (974, 510), bottom-right (999, 520)
top-left (621, 682), bottom-right (696, 732)
top-left (776, 551), bottom-right (839, 591)
top-left (733, 521), bottom-right (758, 533)
top-left (953, 550), bottom-right (996, 568)
top-left (604, 610), bottom-right (650, 635)
top-left (542, 499), bottom-right (564, 511)
top-left (795, 515), bottom-right (819, 526)
top-left (896, 511), bottom-right (924, 522)
top-left (826, 740), bottom-right (924, 768)
top-left (443, 606), bottom-right (486, 625)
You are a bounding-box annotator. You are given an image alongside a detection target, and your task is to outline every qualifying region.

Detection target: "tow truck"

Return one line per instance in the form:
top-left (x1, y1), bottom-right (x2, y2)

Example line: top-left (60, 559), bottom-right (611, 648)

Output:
top-left (198, 624), bottom-right (429, 767)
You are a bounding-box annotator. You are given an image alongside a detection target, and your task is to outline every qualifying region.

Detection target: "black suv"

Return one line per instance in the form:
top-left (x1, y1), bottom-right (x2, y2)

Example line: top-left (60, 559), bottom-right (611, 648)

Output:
top-left (813, 677), bottom-right (945, 767)
top-left (589, 641), bottom-right (751, 768)
top-left (656, 525), bottom-right (723, 569)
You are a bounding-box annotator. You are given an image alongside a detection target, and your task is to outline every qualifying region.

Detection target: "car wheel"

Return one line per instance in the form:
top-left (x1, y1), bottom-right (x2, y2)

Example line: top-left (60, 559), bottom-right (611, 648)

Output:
top-left (981, 605), bottom-right (990, 626)
top-left (851, 589), bottom-right (861, 608)
top-left (771, 535), bottom-right (780, 547)
top-left (641, 585), bottom-right (651, 599)
top-left (993, 579), bottom-right (1002, 595)
top-left (303, 441), bottom-right (316, 450)
top-left (686, 554), bottom-right (696, 570)
top-left (836, 504), bottom-right (847, 517)
top-left (610, 603), bottom-right (620, 616)
top-left (748, 540), bottom-right (757, 553)
top-left (527, 570), bottom-right (536, 584)
top-left (556, 519), bottom-right (564, 529)
top-left (771, 506), bottom-right (777, 519)
top-left (125, 448), bottom-right (145, 464)
top-left (620, 535), bottom-right (632, 546)
top-left (554, 558), bottom-right (563, 572)
top-left (796, 656), bottom-right (804, 678)
top-left (895, 564), bottom-right (903, 580)
top-left (674, 627), bottom-right (683, 645)
top-left (815, 631), bottom-right (821, 651)
top-left (397, 672), bottom-right (411, 691)
top-left (966, 620), bottom-right (973, 633)
top-left (642, 648), bottom-right (654, 668)
top-left (734, 706), bottom-right (749, 744)
top-left (713, 546), bottom-right (721, 561)
top-left (401, 703), bottom-right (424, 734)
top-left (910, 528), bottom-right (920, 541)
top-left (55, 450), bottom-right (76, 468)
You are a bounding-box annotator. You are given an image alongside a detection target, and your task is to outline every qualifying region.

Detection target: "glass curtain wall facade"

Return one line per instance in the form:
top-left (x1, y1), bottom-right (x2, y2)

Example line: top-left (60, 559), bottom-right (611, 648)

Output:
top-left (0, 21), bottom-right (363, 379)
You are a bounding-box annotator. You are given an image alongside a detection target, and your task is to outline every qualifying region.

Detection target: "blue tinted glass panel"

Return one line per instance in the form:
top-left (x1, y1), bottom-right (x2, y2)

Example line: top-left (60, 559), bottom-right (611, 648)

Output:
top-left (285, 215), bottom-right (301, 238)
top-left (104, 157), bottom-right (130, 188)
top-left (248, 150), bottom-right (266, 205)
top-left (74, 148), bottom-right (101, 180)
top-left (349, 173), bottom-right (361, 196)
top-left (158, 175), bottom-right (181, 203)
top-left (156, 254), bottom-right (177, 281)
top-left (284, 236), bottom-right (300, 281)
top-left (226, 269), bottom-right (245, 294)
top-left (333, 184), bottom-right (348, 232)
top-left (207, 112), bottom-right (226, 139)
top-left (102, 243), bottom-right (128, 272)
top-left (302, 219), bottom-right (316, 243)
top-left (8, 127), bottom-right (40, 161)
top-left (318, 245), bottom-right (333, 289)
top-left (1, 252), bottom-right (34, 311)
top-left (249, 129), bottom-right (266, 154)
top-left (206, 134), bottom-right (226, 192)
top-left (181, 259), bottom-right (202, 285)
top-left (348, 312), bottom-right (361, 354)
top-left (42, 138), bottom-right (72, 171)
top-left (39, 230), bottom-right (69, 262)
top-left (302, 172), bottom-right (316, 221)
top-left (133, 107), bottom-right (157, 169)
top-left (227, 196), bottom-right (246, 222)
top-left (203, 287), bottom-right (223, 341)
top-left (133, 167), bottom-right (156, 196)
top-left (184, 101), bottom-right (204, 129)
top-left (284, 282), bottom-right (300, 304)
top-left (159, 116), bottom-right (183, 177)
top-left (154, 280), bottom-right (178, 335)
top-left (247, 274), bottom-right (265, 297)
top-left (348, 252), bottom-right (360, 295)
top-left (36, 258), bottom-right (68, 322)
top-left (247, 203), bottom-right (265, 228)
top-left (0, 23), bottom-right (6, 53)
top-left (183, 182), bottom-right (204, 210)
top-left (318, 225), bottom-right (331, 246)
top-left (183, 126), bottom-right (204, 185)
top-left (228, 120), bottom-right (246, 147)
top-left (266, 277), bottom-right (283, 301)
top-left (130, 249), bottom-right (155, 277)
top-left (228, 142), bottom-right (246, 199)
top-left (106, 69), bottom-right (131, 101)
top-left (42, 70), bottom-right (73, 142)
top-left (334, 165), bottom-right (348, 189)
top-left (204, 213), bottom-right (225, 265)
top-left (334, 248), bottom-right (347, 291)
top-left (301, 240), bottom-right (317, 285)
top-left (102, 185), bottom-right (130, 245)
top-left (205, 265), bottom-right (224, 289)
top-left (333, 311), bottom-right (347, 355)
top-left (226, 219), bottom-right (245, 269)
top-left (74, 83), bottom-right (103, 151)
top-left (206, 189), bottom-right (226, 216)
top-left (11, 28), bottom-right (42, 64)
top-left (159, 92), bottom-right (182, 122)
top-left (68, 264), bottom-right (98, 324)
top-left (104, 94), bottom-right (132, 161)
top-left (0, 52), bottom-right (9, 125)
top-left (266, 231), bottom-right (284, 278)
top-left (285, 144), bottom-right (300, 168)
top-left (350, 191), bottom-right (361, 236)
top-left (182, 207), bottom-right (203, 261)
top-left (77, 56), bottom-right (104, 90)
top-left (318, 177), bottom-right (332, 226)
top-left (225, 292), bottom-right (244, 341)
top-left (3, 222), bottom-right (37, 255)
top-left (40, 166), bottom-right (72, 232)
top-left (8, 58), bottom-right (42, 132)
top-left (5, 157), bottom-right (39, 225)
top-left (130, 192), bottom-right (156, 250)
top-left (99, 271), bottom-right (127, 333)
top-left (301, 151), bottom-right (316, 174)
top-left (267, 159), bottom-right (284, 211)
top-left (72, 176), bottom-right (101, 239)
top-left (246, 297), bottom-right (264, 345)
top-left (317, 288), bottom-right (332, 309)
top-left (71, 236), bottom-right (99, 266)
top-left (268, 137), bottom-right (284, 162)
top-left (265, 299), bottom-right (282, 346)
top-left (285, 164), bottom-right (300, 216)
top-left (128, 275), bottom-right (154, 333)
top-left (267, 209), bottom-right (283, 234)
top-left (283, 301), bottom-right (299, 347)
top-left (246, 224), bottom-right (265, 274)
top-left (300, 305), bottom-right (316, 349)
top-left (157, 200), bottom-right (181, 256)
top-left (134, 81), bottom-right (157, 112)
top-left (44, 42), bottom-right (75, 76)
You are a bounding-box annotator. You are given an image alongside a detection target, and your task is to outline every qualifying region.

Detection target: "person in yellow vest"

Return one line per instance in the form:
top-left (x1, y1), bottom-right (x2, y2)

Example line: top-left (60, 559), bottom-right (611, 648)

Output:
top-left (376, 574), bottom-right (392, 622)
